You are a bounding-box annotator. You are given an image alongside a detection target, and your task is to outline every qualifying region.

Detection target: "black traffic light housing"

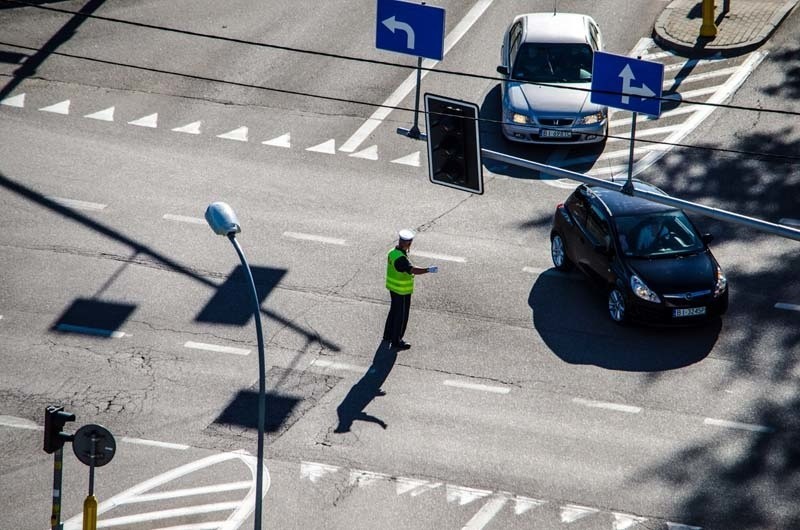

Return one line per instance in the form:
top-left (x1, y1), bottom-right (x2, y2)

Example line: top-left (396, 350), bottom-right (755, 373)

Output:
top-left (424, 94), bottom-right (483, 194)
top-left (44, 405), bottom-right (75, 453)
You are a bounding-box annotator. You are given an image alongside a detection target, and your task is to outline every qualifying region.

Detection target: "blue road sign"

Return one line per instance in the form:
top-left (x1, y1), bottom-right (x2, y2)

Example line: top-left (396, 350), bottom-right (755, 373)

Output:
top-left (591, 52), bottom-right (664, 117)
top-left (376, 0), bottom-right (445, 61)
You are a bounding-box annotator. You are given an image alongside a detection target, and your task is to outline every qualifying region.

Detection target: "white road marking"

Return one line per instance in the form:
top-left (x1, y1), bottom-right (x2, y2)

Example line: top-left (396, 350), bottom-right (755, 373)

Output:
top-left (391, 151), bottom-right (421, 166)
top-left (775, 302), bottom-right (800, 312)
top-left (48, 196), bottom-right (108, 211)
top-left (349, 145), bottom-right (379, 160)
top-left (128, 113), bottom-right (158, 128)
top-left (217, 126), bottom-right (248, 142)
top-left (561, 504), bottom-right (600, 523)
top-left (39, 99), bottom-right (70, 114)
top-left (605, 124), bottom-right (684, 143)
top-left (613, 512), bottom-right (648, 530)
top-left (120, 482), bottom-right (251, 504)
top-left (1, 93), bottom-right (25, 107)
top-left (262, 133), bottom-right (291, 148)
top-left (779, 218), bottom-right (800, 227)
top-left (282, 231), bottom-right (346, 245)
top-left (410, 250), bottom-right (466, 263)
top-left (703, 418), bottom-right (774, 433)
top-left (300, 462), bottom-right (340, 483)
top-left (310, 359), bottom-right (369, 373)
top-left (666, 66), bottom-right (740, 87)
top-left (572, 397), bottom-right (641, 414)
top-left (522, 266), bottom-right (545, 275)
top-left (608, 105), bottom-right (697, 128)
top-left (184, 341), bottom-right (250, 356)
top-left (93, 502), bottom-right (242, 528)
top-left (514, 496), bottom-right (546, 515)
top-left (163, 214), bottom-right (206, 225)
top-left (0, 415), bottom-right (39, 430)
top-left (306, 139), bottom-right (336, 154)
top-left (172, 121), bottom-right (202, 134)
top-left (463, 494), bottom-right (509, 530)
top-left (339, 0), bottom-right (496, 152)
top-left (142, 523), bottom-right (224, 529)
top-left (443, 380), bottom-right (510, 394)
top-left (349, 469), bottom-right (391, 487)
top-left (667, 523), bottom-right (702, 530)
top-left (85, 106), bottom-right (115, 121)
top-left (396, 477), bottom-right (441, 496)
top-left (119, 437), bottom-right (190, 450)
top-left (446, 485), bottom-right (492, 506)
top-left (56, 324), bottom-right (125, 338)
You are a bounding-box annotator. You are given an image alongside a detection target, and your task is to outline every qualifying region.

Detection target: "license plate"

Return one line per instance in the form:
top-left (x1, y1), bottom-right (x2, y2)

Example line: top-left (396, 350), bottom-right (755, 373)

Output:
top-left (673, 307), bottom-right (706, 318)
top-left (540, 129), bottom-right (572, 139)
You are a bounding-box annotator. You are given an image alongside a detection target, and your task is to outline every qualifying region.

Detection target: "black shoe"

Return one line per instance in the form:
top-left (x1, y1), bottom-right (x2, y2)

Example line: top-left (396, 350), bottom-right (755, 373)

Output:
top-left (392, 341), bottom-right (411, 350)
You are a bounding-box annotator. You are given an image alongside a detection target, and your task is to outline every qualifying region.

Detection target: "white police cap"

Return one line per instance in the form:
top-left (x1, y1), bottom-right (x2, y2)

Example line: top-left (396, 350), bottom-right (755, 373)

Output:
top-left (398, 229), bottom-right (416, 241)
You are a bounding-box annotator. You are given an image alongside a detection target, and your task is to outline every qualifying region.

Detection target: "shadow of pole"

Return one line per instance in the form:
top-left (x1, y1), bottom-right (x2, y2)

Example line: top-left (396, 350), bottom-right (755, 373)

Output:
top-left (0, 170), bottom-right (341, 351)
top-left (1, 0), bottom-right (108, 100)
top-left (334, 342), bottom-right (398, 433)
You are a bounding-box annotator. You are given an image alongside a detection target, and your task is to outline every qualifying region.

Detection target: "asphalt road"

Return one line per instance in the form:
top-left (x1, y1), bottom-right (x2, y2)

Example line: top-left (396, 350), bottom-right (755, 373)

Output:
top-left (1, 1), bottom-right (799, 529)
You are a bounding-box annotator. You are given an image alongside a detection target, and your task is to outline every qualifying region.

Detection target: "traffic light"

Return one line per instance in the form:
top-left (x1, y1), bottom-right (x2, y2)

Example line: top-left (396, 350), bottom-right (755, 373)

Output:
top-left (44, 405), bottom-right (75, 453)
top-left (424, 94), bottom-right (483, 194)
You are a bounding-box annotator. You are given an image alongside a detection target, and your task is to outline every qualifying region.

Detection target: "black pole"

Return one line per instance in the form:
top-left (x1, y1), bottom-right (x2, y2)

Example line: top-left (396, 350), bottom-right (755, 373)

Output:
top-left (408, 56), bottom-right (424, 139)
top-left (50, 449), bottom-right (64, 530)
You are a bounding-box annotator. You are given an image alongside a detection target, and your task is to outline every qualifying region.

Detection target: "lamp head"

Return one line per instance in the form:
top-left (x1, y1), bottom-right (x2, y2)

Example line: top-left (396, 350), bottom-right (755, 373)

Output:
top-left (205, 202), bottom-right (242, 236)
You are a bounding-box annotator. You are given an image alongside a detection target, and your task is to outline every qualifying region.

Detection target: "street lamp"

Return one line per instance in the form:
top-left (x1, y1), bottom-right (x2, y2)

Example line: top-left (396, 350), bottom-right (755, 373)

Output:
top-left (204, 201), bottom-right (265, 530)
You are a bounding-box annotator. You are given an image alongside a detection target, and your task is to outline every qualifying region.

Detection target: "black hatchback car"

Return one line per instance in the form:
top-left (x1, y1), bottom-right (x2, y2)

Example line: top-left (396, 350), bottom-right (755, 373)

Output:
top-left (550, 181), bottom-right (728, 325)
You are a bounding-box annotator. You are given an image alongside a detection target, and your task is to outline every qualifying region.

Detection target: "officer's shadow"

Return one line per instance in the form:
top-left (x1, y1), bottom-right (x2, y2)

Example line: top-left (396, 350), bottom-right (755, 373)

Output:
top-left (334, 342), bottom-right (397, 433)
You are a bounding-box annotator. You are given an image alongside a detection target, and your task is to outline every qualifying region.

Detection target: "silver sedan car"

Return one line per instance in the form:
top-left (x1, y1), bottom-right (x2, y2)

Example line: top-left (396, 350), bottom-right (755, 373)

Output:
top-left (497, 13), bottom-right (608, 145)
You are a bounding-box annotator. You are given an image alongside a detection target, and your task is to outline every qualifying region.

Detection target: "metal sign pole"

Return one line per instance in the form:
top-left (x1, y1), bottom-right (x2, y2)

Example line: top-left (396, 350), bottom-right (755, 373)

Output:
top-left (408, 57), bottom-right (423, 139)
top-left (82, 435), bottom-right (98, 530)
top-left (623, 112), bottom-right (638, 194)
top-left (50, 448), bottom-right (64, 530)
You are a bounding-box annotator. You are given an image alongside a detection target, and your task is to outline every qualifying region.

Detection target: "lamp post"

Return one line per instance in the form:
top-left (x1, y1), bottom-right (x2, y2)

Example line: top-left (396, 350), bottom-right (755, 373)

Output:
top-left (204, 202), bottom-right (265, 530)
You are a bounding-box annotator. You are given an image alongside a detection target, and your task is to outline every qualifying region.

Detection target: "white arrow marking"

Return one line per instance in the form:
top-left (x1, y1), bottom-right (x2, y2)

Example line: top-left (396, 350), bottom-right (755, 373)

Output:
top-left (172, 121), bottom-right (202, 134)
top-left (300, 462), bottom-right (340, 483)
top-left (382, 16), bottom-right (415, 49)
top-left (84, 106), bottom-right (115, 121)
top-left (445, 485), bottom-right (492, 506)
top-left (349, 145), bottom-right (378, 160)
top-left (306, 139), bottom-right (336, 154)
top-left (128, 113), bottom-right (158, 128)
top-left (39, 99), bottom-right (70, 114)
top-left (262, 133), bottom-right (291, 148)
top-left (391, 151), bottom-right (421, 166)
top-left (1, 93), bottom-right (25, 107)
top-left (613, 512), bottom-right (648, 529)
top-left (217, 126), bottom-right (249, 142)
top-left (619, 64), bottom-right (655, 104)
top-left (560, 504), bottom-right (599, 523)
top-left (513, 496), bottom-right (546, 515)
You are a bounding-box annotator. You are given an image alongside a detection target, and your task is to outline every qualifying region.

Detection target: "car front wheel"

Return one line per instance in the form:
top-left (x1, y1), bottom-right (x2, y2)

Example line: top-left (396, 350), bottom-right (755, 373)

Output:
top-left (551, 233), bottom-right (573, 271)
top-left (608, 288), bottom-right (627, 324)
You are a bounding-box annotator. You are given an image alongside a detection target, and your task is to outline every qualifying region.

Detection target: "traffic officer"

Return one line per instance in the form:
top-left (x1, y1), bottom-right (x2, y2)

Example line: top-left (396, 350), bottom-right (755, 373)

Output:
top-left (383, 229), bottom-right (438, 350)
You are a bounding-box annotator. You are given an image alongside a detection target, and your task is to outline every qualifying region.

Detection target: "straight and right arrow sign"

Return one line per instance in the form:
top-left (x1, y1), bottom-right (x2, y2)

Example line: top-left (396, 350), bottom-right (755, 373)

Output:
top-left (591, 51), bottom-right (664, 117)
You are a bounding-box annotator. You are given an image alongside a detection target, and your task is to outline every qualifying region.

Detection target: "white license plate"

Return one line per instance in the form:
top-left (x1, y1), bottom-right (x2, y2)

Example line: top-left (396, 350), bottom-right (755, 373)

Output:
top-left (673, 307), bottom-right (707, 318)
top-left (540, 129), bottom-right (572, 138)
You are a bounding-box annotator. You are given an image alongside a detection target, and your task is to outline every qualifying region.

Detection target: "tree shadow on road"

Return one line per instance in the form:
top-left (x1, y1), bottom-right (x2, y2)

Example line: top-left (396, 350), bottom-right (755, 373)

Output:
top-left (334, 342), bottom-right (398, 433)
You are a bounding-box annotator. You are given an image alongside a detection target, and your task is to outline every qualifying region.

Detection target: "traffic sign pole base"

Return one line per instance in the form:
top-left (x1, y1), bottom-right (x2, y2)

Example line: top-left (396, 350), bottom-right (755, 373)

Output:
top-left (396, 127), bottom-right (427, 141)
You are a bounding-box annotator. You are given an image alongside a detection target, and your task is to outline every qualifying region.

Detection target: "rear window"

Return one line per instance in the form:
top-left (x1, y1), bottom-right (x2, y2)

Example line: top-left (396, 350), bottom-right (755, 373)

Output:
top-left (512, 43), bottom-right (593, 83)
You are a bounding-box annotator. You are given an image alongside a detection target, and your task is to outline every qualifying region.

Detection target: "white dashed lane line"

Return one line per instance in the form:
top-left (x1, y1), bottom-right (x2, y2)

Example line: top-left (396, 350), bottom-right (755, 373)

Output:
top-left (120, 437), bottom-right (190, 450)
top-left (184, 341), bottom-right (251, 356)
top-left (443, 379), bottom-right (510, 394)
top-left (775, 302), bottom-right (800, 312)
top-left (703, 418), bottom-right (774, 434)
top-left (410, 250), bottom-right (466, 263)
top-left (572, 397), bottom-right (641, 414)
top-left (163, 214), bottom-right (205, 225)
top-left (47, 196), bottom-right (107, 211)
top-left (282, 231), bottom-right (347, 246)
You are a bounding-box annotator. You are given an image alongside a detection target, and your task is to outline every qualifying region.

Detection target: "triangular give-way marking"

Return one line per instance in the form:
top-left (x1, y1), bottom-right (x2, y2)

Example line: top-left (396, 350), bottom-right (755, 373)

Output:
top-left (217, 126), bottom-right (248, 142)
top-left (172, 121), bottom-right (202, 135)
top-left (39, 100), bottom-right (70, 114)
top-left (391, 151), bottom-right (420, 166)
top-left (349, 470), bottom-right (389, 488)
top-left (613, 513), bottom-right (648, 530)
top-left (128, 113), bottom-right (158, 128)
top-left (349, 145), bottom-right (378, 160)
top-left (514, 496), bottom-right (546, 515)
top-left (306, 139), bottom-right (336, 154)
top-left (262, 133), bottom-right (291, 148)
top-left (560, 504), bottom-right (600, 523)
top-left (445, 485), bottom-right (491, 506)
top-left (299, 462), bottom-right (339, 483)
top-left (1, 93), bottom-right (25, 107)
top-left (84, 106), bottom-right (115, 121)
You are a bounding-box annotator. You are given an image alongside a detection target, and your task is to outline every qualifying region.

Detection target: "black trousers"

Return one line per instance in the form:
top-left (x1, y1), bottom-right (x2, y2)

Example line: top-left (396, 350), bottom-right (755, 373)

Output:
top-left (383, 291), bottom-right (411, 344)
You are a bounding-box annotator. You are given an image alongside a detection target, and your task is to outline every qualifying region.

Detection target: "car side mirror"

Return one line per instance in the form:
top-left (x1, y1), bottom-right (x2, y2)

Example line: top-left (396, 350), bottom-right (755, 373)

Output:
top-left (496, 65), bottom-right (509, 76)
top-left (701, 233), bottom-right (714, 244)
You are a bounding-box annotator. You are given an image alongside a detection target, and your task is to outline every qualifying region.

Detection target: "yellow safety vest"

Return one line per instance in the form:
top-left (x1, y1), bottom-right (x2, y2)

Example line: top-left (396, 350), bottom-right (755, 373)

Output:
top-left (386, 248), bottom-right (414, 294)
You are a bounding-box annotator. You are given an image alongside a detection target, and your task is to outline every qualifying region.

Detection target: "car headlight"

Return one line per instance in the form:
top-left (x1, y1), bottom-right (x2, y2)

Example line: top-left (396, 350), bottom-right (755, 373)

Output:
top-left (714, 265), bottom-right (727, 297)
top-left (511, 113), bottom-right (528, 124)
top-left (576, 110), bottom-right (606, 125)
top-left (630, 274), bottom-right (661, 303)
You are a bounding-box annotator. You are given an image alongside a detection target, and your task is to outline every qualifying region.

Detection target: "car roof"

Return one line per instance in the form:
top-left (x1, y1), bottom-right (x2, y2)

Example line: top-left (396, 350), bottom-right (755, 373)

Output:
top-left (584, 182), bottom-right (676, 217)
top-left (518, 13), bottom-right (592, 45)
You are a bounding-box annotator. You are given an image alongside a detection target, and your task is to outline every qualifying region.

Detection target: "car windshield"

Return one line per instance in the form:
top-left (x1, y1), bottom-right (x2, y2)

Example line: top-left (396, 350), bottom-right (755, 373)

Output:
top-left (614, 210), bottom-right (704, 258)
top-left (512, 43), bottom-right (593, 83)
